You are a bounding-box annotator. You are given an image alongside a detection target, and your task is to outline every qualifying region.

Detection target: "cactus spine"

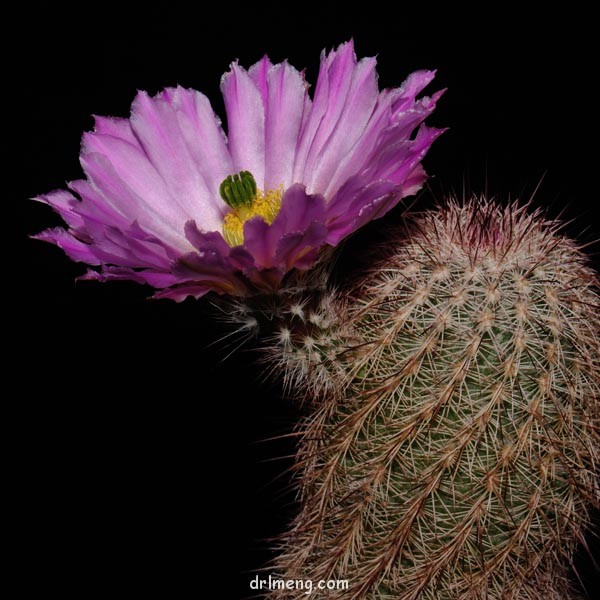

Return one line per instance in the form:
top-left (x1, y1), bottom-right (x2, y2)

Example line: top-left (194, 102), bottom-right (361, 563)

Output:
top-left (235, 199), bottom-right (600, 599)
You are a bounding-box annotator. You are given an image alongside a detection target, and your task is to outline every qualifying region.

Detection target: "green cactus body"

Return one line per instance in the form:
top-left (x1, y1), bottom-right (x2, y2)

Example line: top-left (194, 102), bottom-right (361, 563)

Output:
top-left (238, 200), bottom-right (600, 599)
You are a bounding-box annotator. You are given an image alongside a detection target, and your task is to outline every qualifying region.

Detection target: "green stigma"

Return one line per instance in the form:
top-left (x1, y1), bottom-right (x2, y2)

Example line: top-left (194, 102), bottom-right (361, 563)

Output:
top-left (219, 170), bottom-right (257, 209)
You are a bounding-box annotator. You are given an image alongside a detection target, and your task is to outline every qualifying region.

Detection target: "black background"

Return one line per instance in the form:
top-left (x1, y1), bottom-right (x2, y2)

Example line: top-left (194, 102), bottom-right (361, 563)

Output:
top-left (11, 2), bottom-right (598, 597)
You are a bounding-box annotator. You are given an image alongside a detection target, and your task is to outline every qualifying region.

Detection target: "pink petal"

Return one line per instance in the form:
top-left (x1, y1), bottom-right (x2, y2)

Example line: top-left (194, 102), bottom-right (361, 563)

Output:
top-left (81, 266), bottom-right (180, 289)
top-left (391, 70), bottom-right (437, 113)
top-left (243, 184), bottom-right (326, 268)
top-left (153, 283), bottom-right (214, 302)
top-left (67, 179), bottom-right (131, 233)
top-left (249, 55), bottom-right (272, 107)
top-left (368, 124), bottom-right (445, 183)
top-left (130, 91), bottom-right (223, 230)
top-left (170, 87), bottom-right (233, 210)
top-left (293, 41), bottom-right (357, 186)
top-left (264, 61), bottom-right (308, 190)
top-left (221, 62), bottom-right (266, 187)
top-left (326, 178), bottom-right (400, 244)
top-left (93, 116), bottom-right (140, 147)
top-left (34, 190), bottom-right (86, 232)
top-left (80, 151), bottom-right (191, 250)
top-left (275, 221), bottom-right (328, 271)
top-left (401, 164), bottom-right (428, 197)
top-left (81, 133), bottom-right (191, 230)
top-left (173, 250), bottom-right (249, 296)
top-left (309, 56), bottom-right (379, 196)
top-left (321, 90), bottom-right (396, 197)
top-left (33, 227), bottom-right (100, 265)
top-left (97, 225), bottom-right (172, 268)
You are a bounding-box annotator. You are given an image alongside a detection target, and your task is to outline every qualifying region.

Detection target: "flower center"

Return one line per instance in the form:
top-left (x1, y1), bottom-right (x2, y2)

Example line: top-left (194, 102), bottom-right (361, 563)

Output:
top-left (220, 171), bottom-right (283, 247)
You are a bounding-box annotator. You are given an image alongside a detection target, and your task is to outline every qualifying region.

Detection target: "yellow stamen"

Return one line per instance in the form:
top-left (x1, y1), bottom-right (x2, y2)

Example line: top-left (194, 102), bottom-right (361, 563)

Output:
top-left (222, 186), bottom-right (283, 247)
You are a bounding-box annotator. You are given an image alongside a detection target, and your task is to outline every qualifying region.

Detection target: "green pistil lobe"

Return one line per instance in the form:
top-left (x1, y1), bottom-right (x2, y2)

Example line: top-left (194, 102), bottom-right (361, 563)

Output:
top-left (219, 170), bottom-right (257, 209)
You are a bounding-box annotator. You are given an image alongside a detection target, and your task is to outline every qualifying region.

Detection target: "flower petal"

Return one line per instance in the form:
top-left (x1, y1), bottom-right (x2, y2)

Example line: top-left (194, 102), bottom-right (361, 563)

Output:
top-left (94, 225), bottom-right (172, 268)
top-left (324, 80), bottom-right (443, 198)
top-left (391, 70), bottom-right (438, 113)
top-left (243, 184), bottom-right (326, 268)
top-left (275, 221), bottom-right (329, 271)
top-left (293, 41), bottom-right (357, 187)
top-left (366, 124), bottom-right (445, 183)
top-left (264, 61), bottom-right (308, 190)
top-left (81, 266), bottom-right (180, 289)
top-left (249, 55), bottom-right (272, 107)
top-left (326, 178), bottom-right (400, 244)
top-left (169, 87), bottom-right (233, 210)
top-left (80, 151), bottom-right (191, 250)
top-left (93, 116), bottom-right (140, 147)
top-left (34, 190), bottom-right (86, 233)
top-left (67, 179), bottom-right (131, 233)
top-left (33, 227), bottom-right (100, 264)
top-left (308, 56), bottom-right (379, 196)
top-left (153, 283), bottom-right (215, 302)
top-left (221, 62), bottom-right (266, 187)
top-left (130, 91), bottom-right (223, 230)
top-left (81, 133), bottom-right (191, 229)
top-left (173, 250), bottom-right (249, 296)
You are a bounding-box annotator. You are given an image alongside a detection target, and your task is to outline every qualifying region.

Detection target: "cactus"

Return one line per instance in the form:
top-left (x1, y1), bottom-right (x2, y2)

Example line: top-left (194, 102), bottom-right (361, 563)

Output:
top-left (233, 198), bottom-right (600, 599)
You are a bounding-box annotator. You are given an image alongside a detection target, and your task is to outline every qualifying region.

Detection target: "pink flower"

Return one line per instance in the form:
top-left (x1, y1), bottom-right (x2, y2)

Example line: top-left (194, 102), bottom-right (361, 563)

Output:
top-left (34, 41), bottom-right (444, 300)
